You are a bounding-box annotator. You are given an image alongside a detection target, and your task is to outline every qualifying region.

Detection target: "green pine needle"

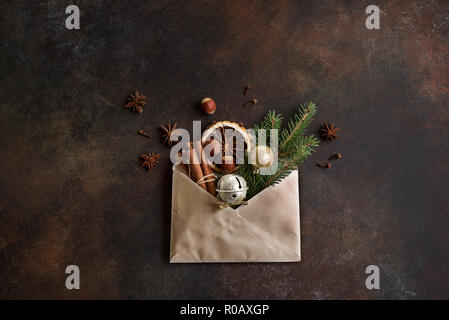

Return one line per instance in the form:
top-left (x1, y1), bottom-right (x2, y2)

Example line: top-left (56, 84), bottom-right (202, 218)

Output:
top-left (279, 102), bottom-right (317, 153)
top-left (254, 110), bottom-right (283, 144)
top-left (238, 103), bottom-right (319, 200)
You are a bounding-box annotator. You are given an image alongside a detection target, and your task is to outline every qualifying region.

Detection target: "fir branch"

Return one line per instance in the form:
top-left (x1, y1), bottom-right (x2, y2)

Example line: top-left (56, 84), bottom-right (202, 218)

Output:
top-left (237, 104), bottom-right (319, 200)
top-left (279, 102), bottom-right (317, 153)
top-left (279, 135), bottom-right (319, 157)
top-left (254, 110), bottom-right (282, 145)
top-left (238, 161), bottom-right (261, 199)
top-left (256, 110), bottom-right (283, 131)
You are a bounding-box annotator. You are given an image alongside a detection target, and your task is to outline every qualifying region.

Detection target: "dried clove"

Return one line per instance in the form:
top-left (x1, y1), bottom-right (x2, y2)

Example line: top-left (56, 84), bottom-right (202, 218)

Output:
top-left (328, 153), bottom-right (342, 161)
top-left (245, 98), bottom-right (258, 107)
top-left (243, 85), bottom-right (252, 96)
top-left (138, 129), bottom-right (150, 138)
top-left (316, 162), bottom-right (331, 168)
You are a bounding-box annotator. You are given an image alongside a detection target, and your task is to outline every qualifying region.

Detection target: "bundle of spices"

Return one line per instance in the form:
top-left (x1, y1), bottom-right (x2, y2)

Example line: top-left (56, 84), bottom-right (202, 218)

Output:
top-left (181, 142), bottom-right (217, 196)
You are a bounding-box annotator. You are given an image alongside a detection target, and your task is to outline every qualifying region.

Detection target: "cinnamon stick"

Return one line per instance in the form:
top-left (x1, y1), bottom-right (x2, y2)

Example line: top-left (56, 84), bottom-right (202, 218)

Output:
top-left (194, 141), bottom-right (217, 196)
top-left (180, 162), bottom-right (190, 177)
top-left (187, 143), bottom-right (207, 191)
top-left (178, 151), bottom-right (190, 177)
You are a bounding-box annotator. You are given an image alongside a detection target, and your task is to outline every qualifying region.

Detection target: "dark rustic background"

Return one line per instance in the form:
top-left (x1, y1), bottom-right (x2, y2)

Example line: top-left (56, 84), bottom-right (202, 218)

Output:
top-left (0, 0), bottom-right (448, 299)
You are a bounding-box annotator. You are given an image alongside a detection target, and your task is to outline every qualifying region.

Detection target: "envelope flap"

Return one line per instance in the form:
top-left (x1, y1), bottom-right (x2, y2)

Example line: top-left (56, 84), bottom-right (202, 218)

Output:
top-left (170, 164), bottom-right (301, 263)
top-left (235, 170), bottom-right (301, 256)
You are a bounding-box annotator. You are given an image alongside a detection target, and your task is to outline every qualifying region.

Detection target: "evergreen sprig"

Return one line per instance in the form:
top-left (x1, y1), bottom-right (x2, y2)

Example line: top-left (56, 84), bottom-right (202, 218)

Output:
top-left (279, 102), bottom-right (317, 153)
top-left (238, 103), bottom-right (319, 200)
top-left (254, 110), bottom-right (283, 144)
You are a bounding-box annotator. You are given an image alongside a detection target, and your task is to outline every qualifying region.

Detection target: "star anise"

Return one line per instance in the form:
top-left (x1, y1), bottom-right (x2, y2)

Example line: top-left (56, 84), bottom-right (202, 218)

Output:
top-left (321, 122), bottom-right (340, 141)
top-left (141, 153), bottom-right (161, 171)
top-left (161, 123), bottom-right (179, 147)
top-left (125, 90), bottom-right (146, 113)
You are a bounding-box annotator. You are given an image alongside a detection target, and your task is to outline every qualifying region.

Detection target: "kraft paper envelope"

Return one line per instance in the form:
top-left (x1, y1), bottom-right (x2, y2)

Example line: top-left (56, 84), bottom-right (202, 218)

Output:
top-left (169, 164), bottom-right (301, 263)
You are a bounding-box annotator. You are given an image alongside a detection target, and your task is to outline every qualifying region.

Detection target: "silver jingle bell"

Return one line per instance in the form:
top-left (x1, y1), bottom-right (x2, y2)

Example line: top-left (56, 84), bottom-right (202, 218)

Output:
top-left (216, 174), bottom-right (248, 205)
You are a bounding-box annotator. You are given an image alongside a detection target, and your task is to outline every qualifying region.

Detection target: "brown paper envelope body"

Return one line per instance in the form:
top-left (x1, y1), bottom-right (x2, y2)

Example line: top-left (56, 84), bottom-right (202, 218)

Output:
top-left (169, 164), bottom-right (301, 263)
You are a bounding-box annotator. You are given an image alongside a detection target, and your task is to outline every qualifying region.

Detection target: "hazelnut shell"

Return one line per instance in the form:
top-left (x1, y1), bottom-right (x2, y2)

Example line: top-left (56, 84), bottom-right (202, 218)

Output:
top-left (201, 98), bottom-right (216, 115)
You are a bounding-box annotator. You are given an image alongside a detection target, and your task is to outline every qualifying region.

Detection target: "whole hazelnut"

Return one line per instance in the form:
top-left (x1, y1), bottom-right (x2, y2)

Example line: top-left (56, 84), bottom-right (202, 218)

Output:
top-left (201, 98), bottom-right (216, 115)
top-left (220, 155), bottom-right (236, 173)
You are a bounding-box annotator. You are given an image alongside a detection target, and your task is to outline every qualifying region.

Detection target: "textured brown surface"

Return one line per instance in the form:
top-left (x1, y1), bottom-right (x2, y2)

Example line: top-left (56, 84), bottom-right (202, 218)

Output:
top-left (0, 0), bottom-right (448, 299)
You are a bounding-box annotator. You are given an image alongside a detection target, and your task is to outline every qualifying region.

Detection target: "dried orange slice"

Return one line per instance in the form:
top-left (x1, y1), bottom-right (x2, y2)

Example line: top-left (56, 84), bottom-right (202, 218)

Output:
top-left (201, 121), bottom-right (251, 173)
